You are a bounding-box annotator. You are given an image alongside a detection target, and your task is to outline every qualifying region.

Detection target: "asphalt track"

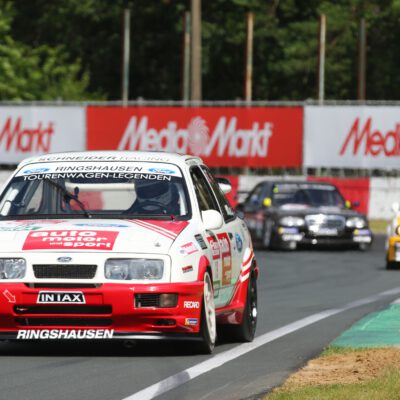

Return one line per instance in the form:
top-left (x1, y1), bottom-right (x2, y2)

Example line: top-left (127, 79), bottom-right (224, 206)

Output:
top-left (0, 235), bottom-right (399, 400)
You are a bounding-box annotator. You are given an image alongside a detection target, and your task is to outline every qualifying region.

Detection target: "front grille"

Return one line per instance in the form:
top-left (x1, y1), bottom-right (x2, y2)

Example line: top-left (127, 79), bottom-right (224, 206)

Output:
top-left (15, 317), bottom-right (112, 327)
top-left (305, 215), bottom-right (345, 230)
top-left (135, 293), bottom-right (161, 308)
top-left (25, 284), bottom-right (102, 289)
top-left (33, 265), bottom-right (97, 279)
top-left (14, 305), bottom-right (112, 315)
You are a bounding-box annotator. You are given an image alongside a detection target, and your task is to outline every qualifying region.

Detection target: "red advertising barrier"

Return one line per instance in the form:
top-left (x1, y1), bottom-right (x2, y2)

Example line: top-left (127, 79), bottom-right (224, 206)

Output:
top-left (87, 107), bottom-right (303, 168)
top-left (307, 176), bottom-right (370, 215)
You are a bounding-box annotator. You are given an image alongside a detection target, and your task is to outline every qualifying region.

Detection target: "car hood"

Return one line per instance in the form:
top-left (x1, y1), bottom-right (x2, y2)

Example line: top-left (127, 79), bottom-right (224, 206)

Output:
top-left (277, 205), bottom-right (363, 218)
top-left (0, 219), bottom-right (189, 254)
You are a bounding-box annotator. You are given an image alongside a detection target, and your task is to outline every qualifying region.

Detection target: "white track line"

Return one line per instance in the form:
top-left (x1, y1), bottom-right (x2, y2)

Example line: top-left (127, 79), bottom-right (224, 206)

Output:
top-left (122, 286), bottom-right (400, 400)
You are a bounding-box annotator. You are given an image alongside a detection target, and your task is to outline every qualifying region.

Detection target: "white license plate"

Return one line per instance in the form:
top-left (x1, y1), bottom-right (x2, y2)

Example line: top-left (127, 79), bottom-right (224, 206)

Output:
top-left (353, 236), bottom-right (372, 243)
top-left (316, 228), bottom-right (338, 236)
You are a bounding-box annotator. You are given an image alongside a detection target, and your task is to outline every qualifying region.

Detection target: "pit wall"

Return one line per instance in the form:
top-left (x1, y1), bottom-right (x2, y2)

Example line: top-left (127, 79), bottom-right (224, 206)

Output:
top-left (0, 172), bottom-right (396, 220)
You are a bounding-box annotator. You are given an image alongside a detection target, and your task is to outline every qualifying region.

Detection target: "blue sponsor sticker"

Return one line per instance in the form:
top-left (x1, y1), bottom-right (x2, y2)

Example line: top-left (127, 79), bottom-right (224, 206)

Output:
top-left (235, 233), bottom-right (243, 252)
top-left (74, 223), bottom-right (129, 228)
top-left (23, 167), bottom-right (50, 174)
top-left (185, 318), bottom-right (198, 326)
top-left (148, 168), bottom-right (176, 175)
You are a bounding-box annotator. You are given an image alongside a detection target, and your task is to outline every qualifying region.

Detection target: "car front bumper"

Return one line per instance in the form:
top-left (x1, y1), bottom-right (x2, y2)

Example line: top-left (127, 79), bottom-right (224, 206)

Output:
top-left (0, 282), bottom-right (204, 340)
top-left (275, 227), bottom-right (373, 247)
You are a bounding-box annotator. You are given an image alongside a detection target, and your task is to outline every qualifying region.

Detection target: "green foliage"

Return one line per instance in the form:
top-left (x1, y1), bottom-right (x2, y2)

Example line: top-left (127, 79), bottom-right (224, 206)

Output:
top-left (0, 0), bottom-right (97, 101)
top-left (2, 0), bottom-right (400, 100)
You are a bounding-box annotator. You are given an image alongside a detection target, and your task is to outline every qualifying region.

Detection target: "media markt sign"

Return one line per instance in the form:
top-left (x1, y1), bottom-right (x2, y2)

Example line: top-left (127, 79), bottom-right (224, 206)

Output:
top-left (304, 106), bottom-right (400, 169)
top-left (87, 106), bottom-right (303, 168)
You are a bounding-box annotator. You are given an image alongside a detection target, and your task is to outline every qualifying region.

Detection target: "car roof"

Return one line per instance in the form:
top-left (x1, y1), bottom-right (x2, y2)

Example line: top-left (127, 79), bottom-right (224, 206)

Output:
top-left (17, 151), bottom-right (203, 169)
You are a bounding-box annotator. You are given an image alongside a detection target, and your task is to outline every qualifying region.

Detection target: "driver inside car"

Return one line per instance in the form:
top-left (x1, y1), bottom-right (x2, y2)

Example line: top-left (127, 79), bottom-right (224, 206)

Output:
top-left (127, 179), bottom-right (180, 215)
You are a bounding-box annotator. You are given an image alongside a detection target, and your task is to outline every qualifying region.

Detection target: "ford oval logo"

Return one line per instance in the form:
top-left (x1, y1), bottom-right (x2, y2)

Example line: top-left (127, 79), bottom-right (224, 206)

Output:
top-left (57, 257), bottom-right (72, 263)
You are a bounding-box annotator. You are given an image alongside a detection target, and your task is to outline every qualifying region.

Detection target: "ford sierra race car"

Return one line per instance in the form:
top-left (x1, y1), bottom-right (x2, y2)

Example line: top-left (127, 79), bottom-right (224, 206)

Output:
top-left (0, 151), bottom-right (258, 353)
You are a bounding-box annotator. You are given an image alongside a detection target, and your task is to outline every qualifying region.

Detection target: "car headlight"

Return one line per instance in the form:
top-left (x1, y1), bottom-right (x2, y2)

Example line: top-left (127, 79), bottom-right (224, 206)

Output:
top-left (0, 258), bottom-right (26, 279)
top-left (346, 217), bottom-right (367, 229)
top-left (279, 216), bottom-right (305, 227)
top-left (105, 259), bottom-right (164, 280)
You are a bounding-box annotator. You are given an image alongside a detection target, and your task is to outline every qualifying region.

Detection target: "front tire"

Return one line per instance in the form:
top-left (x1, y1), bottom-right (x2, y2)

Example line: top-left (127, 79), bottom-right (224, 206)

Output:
top-left (196, 271), bottom-right (216, 354)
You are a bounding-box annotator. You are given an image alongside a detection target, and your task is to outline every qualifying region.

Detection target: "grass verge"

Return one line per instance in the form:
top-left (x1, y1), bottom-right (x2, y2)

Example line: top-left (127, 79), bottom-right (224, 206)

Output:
top-left (266, 369), bottom-right (400, 400)
top-left (369, 219), bottom-right (389, 234)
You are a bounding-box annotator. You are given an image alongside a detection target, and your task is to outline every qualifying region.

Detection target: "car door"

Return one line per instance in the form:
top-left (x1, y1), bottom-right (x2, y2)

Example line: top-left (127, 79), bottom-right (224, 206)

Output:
top-left (190, 166), bottom-right (241, 308)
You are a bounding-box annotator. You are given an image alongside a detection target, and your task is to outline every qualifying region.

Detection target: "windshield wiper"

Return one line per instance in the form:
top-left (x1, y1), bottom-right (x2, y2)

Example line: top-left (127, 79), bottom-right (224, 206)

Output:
top-left (44, 178), bottom-right (92, 218)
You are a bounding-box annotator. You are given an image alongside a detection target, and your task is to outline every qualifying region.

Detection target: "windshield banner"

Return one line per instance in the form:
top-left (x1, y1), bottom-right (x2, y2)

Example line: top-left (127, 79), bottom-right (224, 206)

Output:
top-left (0, 107), bottom-right (85, 164)
top-left (305, 106), bottom-right (400, 168)
top-left (86, 107), bottom-right (303, 168)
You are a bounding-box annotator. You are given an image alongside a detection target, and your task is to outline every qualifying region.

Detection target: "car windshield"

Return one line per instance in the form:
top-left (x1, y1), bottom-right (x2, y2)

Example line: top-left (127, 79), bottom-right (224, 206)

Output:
top-left (0, 161), bottom-right (190, 220)
top-left (272, 183), bottom-right (345, 208)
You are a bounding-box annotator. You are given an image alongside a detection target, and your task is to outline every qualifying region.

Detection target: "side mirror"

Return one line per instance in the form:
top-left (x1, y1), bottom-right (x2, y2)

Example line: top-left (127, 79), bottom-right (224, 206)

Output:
top-left (202, 209), bottom-right (224, 230)
top-left (392, 202), bottom-right (400, 213)
top-left (217, 177), bottom-right (232, 194)
top-left (263, 197), bottom-right (272, 207)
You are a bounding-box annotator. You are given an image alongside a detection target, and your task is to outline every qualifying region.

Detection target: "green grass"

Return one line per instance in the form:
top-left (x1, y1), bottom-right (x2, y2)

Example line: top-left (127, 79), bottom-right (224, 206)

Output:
top-left (265, 369), bottom-right (400, 400)
top-left (369, 219), bottom-right (389, 234)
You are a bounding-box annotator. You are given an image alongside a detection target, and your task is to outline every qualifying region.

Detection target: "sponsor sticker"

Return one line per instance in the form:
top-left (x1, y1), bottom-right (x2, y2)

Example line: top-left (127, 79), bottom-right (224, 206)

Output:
top-left (184, 318), bottom-right (198, 326)
top-left (207, 235), bottom-right (220, 260)
top-left (37, 291), bottom-right (85, 304)
top-left (22, 167), bottom-right (50, 174)
top-left (235, 233), bottom-right (243, 253)
top-left (195, 234), bottom-right (208, 250)
top-left (179, 242), bottom-right (198, 255)
top-left (16, 329), bottom-right (114, 340)
top-left (182, 265), bottom-right (193, 273)
top-left (23, 230), bottom-right (118, 251)
top-left (183, 301), bottom-right (200, 309)
top-left (147, 167), bottom-right (176, 175)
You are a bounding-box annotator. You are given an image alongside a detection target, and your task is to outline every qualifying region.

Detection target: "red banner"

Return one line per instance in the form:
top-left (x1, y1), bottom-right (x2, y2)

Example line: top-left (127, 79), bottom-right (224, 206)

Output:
top-left (87, 107), bottom-right (303, 168)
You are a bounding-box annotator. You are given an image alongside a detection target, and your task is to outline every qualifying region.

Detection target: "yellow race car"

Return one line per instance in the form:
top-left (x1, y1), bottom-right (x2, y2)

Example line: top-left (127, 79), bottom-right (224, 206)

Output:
top-left (386, 202), bottom-right (400, 269)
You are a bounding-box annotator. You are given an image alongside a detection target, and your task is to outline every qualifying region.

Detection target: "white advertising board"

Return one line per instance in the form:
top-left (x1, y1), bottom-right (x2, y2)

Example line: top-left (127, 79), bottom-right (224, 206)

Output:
top-left (304, 106), bottom-right (400, 169)
top-left (0, 107), bottom-right (86, 164)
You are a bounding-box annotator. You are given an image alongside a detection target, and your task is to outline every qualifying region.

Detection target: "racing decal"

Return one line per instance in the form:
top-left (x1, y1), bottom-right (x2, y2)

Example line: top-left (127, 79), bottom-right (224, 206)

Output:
top-left (0, 220), bottom-right (64, 232)
top-left (73, 223), bottom-right (130, 228)
top-left (183, 301), bottom-right (200, 309)
top-left (184, 318), bottom-right (198, 326)
top-left (22, 230), bottom-right (119, 250)
top-left (182, 265), bottom-right (193, 273)
top-left (37, 291), bottom-right (85, 304)
top-left (16, 329), bottom-right (114, 339)
top-left (21, 172), bottom-right (172, 182)
top-left (179, 242), bottom-right (198, 255)
top-left (217, 233), bottom-right (232, 285)
top-left (3, 290), bottom-right (16, 303)
top-left (240, 249), bottom-right (254, 282)
top-left (17, 161), bottom-right (182, 178)
top-left (195, 234), bottom-right (208, 250)
top-left (235, 233), bottom-right (243, 253)
top-left (207, 235), bottom-right (220, 260)
top-left (129, 220), bottom-right (188, 240)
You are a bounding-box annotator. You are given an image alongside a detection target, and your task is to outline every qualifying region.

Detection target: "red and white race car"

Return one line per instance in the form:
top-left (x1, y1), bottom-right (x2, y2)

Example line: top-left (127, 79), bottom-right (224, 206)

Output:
top-left (0, 151), bottom-right (258, 353)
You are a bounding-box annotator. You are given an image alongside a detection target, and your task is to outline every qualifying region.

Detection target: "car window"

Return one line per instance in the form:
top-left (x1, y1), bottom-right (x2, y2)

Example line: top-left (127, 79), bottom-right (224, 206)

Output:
top-left (190, 166), bottom-right (219, 213)
top-left (0, 161), bottom-right (190, 219)
top-left (201, 167), bottom-right (235, 222)
top-left (245, 183), bottom-right (264, 206)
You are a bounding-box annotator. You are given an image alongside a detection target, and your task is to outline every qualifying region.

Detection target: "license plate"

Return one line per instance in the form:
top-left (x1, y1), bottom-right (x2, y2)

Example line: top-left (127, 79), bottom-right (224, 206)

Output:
top-left (316, 228), bottom-right (338, 236)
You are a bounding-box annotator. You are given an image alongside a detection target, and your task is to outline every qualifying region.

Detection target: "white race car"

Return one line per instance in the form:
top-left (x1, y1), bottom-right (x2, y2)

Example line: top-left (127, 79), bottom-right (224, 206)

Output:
top-left (0, 151), bottom-right (258, 353)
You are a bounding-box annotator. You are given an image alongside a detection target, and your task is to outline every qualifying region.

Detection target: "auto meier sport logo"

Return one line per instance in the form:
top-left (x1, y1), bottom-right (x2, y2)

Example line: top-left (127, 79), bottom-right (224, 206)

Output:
top-left (22, 230), bottom-right (119, 251)
top-left (87, 107), bottom-right (304, 168)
